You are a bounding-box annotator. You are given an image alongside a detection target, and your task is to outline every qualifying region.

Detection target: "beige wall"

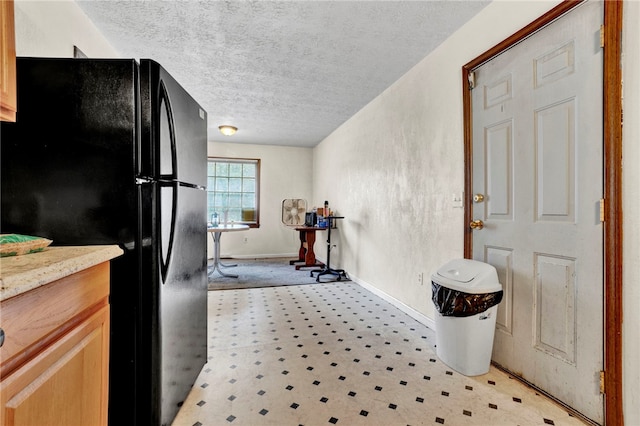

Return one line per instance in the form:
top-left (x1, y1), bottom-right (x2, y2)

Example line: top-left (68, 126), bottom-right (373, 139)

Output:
top-left (207, 141), bottom-right (313, 259)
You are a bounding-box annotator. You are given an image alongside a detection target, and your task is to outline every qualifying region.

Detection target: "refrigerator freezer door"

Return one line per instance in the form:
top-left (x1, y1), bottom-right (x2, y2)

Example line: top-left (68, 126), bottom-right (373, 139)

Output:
top-left (140, 59), bottom-right (207, 188)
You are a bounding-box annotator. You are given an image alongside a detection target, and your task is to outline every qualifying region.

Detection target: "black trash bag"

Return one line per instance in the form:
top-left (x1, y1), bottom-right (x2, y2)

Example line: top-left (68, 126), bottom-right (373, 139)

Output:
top-left (432, 282), bottom-right (503, 317)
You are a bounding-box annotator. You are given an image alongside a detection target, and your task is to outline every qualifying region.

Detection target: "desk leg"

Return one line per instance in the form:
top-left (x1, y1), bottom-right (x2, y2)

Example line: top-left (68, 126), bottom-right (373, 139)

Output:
top-left (295, 229), bottom-right (324, 270)
top-left (290, 231), bottom-right (306, 265)
top-left (209, 232), bottom-right (239, 278)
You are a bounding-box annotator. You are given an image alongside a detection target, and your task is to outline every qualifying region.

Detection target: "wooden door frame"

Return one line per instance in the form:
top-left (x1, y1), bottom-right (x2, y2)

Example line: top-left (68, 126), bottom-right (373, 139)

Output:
top-left (462, 1), bottom-right (623, 424)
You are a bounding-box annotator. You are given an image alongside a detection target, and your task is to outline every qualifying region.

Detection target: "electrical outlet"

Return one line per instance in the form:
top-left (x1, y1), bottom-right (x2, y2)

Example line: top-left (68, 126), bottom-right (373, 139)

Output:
top-left (418, 272), bottom-right (424, 285)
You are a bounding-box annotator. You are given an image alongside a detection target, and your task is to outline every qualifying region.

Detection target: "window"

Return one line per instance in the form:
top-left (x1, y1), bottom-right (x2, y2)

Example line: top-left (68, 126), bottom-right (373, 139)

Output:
top-left (207, 157), bottom-right (260, 227)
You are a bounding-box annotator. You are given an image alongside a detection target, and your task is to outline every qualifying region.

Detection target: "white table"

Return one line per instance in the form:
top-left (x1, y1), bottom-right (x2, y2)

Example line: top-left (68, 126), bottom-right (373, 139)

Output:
top-left (208, 224), bottom-right (250, 278)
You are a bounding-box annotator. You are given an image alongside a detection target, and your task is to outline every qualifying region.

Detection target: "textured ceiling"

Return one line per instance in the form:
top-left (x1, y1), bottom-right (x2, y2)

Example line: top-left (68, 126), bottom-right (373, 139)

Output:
top-left (75, 1), bottom-right (490, 147)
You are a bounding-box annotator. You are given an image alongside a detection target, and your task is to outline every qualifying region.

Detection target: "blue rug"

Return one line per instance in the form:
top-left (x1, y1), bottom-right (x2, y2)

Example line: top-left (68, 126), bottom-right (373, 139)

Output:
top-left (207, 257), bottom-right (349, 290)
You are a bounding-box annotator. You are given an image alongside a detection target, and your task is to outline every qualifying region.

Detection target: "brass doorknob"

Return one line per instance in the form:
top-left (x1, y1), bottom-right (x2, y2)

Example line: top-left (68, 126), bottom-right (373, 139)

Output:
top-left (473, 194), bottom-right (485, 203)
top-left (469, 220), bottom-right (484, 230)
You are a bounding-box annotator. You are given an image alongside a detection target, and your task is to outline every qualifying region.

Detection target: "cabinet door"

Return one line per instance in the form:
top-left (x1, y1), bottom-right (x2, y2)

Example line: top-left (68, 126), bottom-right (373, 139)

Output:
top-left (0, 306), bottom-right (110, 426)
top-left (0, 0), bottom-right (16, 122)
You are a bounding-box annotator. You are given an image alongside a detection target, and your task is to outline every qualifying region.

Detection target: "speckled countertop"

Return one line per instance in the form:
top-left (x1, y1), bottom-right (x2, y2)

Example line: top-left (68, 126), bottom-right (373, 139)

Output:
top-left (0, 245), bottom-right (123, 302)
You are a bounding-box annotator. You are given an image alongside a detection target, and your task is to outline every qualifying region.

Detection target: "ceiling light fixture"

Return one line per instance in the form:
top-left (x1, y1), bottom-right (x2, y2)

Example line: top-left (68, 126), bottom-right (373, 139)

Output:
top-left (218, 125), bottom-right (238, 136)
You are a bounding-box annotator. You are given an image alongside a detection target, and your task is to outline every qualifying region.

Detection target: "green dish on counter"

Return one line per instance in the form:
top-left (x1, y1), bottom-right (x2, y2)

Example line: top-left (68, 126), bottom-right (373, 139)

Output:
top-left (0, 234), bottom-right (53, 257)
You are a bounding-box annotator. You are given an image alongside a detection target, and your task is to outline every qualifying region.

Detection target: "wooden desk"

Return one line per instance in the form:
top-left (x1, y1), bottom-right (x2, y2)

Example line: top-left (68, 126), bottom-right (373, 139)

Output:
top-left (290, 226), bottom-right (326, 270)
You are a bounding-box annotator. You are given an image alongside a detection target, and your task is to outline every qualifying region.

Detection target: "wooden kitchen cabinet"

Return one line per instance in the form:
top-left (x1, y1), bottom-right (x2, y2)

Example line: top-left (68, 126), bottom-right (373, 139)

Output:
top-left (1, 0), bottom-right (17, 122)
top-left (0, 262), bottom-right (111, 426)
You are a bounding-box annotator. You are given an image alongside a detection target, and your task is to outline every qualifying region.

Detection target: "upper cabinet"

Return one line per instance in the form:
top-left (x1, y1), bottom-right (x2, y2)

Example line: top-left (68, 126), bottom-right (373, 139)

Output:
top-left (1, 0), bottom-right (16, 122)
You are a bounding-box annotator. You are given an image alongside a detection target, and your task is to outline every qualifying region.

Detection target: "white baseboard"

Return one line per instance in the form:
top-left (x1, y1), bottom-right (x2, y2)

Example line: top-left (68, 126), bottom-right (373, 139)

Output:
top-left (350, 274), bottom-right (436, 332)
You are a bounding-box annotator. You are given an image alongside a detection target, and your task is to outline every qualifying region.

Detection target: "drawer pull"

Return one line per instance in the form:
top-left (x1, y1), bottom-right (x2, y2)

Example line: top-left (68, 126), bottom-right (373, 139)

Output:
top-left (0, 328), bottom-right (4, 347)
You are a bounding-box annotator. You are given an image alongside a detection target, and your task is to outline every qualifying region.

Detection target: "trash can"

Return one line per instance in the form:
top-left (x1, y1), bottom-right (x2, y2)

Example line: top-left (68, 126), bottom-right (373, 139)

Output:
top-left (431, 259), bottom-right (503, 376)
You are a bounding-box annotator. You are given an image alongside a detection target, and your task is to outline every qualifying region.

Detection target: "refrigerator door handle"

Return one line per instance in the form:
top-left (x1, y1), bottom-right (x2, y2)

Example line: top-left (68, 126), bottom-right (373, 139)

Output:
top-left (157, 78), bottom-right (180, 284)
top-left (159, 183), bottom-right (178, 284)
top-left (158, 80), bottom-right (178, 180)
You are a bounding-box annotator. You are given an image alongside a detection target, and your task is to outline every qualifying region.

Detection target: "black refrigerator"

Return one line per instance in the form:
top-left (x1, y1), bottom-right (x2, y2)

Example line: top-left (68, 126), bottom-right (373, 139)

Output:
top-left (1, 58), bottom-right (208, 426)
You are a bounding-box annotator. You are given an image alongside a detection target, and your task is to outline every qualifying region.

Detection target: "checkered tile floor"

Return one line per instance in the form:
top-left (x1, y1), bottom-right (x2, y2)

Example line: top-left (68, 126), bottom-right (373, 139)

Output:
top-left (171, 282), bottom-right (588, 425)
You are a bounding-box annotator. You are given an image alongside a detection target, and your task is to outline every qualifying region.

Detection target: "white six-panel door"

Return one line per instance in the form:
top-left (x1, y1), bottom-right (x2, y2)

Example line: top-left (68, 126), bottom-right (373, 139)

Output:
top-left (471, 1), bottom-right (604, 422)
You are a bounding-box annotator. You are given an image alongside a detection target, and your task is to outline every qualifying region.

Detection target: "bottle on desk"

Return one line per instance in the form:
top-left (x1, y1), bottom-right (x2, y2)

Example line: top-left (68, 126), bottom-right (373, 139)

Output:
top-left (323, 201), bottom-right (332, 228)
top-left (210, 212), bottom-right (219, 227)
